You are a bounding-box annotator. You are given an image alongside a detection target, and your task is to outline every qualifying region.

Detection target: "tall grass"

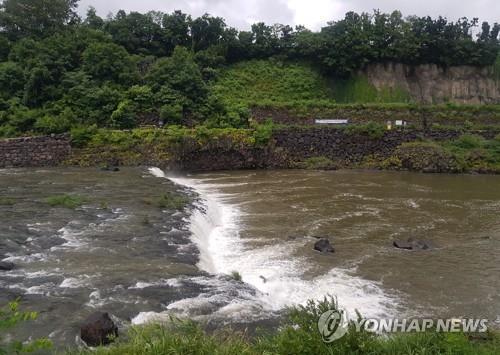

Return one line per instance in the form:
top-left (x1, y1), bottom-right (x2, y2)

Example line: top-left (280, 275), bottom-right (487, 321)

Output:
top-left (213, 59), bottom-right (336, 104)
top-left (332, 75), bottom-right (412, 103)
top-left (69, 297), bottom-right (500, 355)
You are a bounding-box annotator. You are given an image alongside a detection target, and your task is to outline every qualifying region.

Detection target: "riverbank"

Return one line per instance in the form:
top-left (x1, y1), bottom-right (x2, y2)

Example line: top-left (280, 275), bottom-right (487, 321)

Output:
top-left (69, 297), bottom-right (500, 355)
top-left (1, 125), bottom-right (499, 174)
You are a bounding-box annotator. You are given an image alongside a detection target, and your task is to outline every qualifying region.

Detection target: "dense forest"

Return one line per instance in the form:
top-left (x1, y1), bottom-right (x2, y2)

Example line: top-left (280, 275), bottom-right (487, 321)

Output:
top-left (0, 0), bottom-right (499, 137)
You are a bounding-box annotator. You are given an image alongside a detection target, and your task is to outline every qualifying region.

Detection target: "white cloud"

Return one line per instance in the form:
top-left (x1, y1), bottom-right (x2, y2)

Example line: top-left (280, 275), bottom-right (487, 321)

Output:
top-left (77, 0), bottom-right (500, 31)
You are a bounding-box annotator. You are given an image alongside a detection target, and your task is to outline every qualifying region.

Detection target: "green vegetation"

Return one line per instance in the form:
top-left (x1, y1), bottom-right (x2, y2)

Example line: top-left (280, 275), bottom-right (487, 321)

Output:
top-left (212, 59), bottom-right (335, 105)
top-left (144, 192), bottom-right (189, 210)
top-left (380, 135), bottom-right (500, 173)
top-left (0, 1), bottom-right (498, 138)
top-left (332, 76), bottom-right (411, 103)
top-left (68, 297), bottom-right (500, 355)
top-left (0, 300), bottom-right (52, 354)
top-left (230, 271), bottom-right (242, 282)
top-left (294, 156), bottom-right (338, 170)
top-left (345, 122), bottom-right (386, 139)
top-left (0, 197), bottom-right (15, 205)
top-left (45, 194), bottom-right (86, 209)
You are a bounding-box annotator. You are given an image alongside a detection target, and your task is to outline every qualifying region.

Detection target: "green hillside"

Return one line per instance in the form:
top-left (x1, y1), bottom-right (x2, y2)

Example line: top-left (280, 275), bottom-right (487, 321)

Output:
top-left (213, 59), bottom-right (411, 105)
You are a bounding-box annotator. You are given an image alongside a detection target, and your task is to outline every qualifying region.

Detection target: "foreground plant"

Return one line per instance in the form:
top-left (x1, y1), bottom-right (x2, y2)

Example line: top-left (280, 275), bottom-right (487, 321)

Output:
top-left (45, 194), bottom-right (87, 209)
top-left (0, 300), bottom-right (52, 354)
top-left (68, 297), bottom-right (499, 355)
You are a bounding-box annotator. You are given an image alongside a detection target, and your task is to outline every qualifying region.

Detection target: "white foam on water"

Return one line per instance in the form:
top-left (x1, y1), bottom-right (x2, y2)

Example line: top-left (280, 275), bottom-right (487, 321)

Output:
top-left (147, 167), bottom-right (397, 323)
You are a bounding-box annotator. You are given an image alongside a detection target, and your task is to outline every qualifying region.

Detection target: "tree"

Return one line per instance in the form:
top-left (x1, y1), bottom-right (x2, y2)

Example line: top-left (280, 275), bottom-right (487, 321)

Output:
top-left (83, 6), bottom-right (104, 30)
top-left (0, 61), bottom-right (24, 99)
top-left (104, 10), bottom-right (166, 56)
top-left (82, 42), bottom-right (138, 84)
top-left (146, 46), bottom-right (207, 107)
top-left (162, 10), bottom-right (191, 50)
top-left (190, 14), bottom-right (226, 51)
top-left (0, 0), bottom-right (79, 40)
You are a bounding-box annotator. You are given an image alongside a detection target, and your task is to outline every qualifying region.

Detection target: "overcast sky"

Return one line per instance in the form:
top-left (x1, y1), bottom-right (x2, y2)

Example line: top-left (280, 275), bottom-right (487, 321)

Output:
top-left (78, 0), bottom-right (500, 31)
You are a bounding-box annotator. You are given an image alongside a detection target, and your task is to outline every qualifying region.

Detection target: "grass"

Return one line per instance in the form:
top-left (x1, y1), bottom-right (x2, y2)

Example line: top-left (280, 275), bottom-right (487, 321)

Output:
top-left (45, 194), bottom-right (86, 209)
top-left (230, 271), bottom-right (242, 281)
top-left (332, 75), bottom-right (412, 103)
top-left (67, 297), bottom-right (500, 355)
top-left (0, 197), bottom-right (15, 206)
top-left (144, 192), bottom-right (189, 210)
top-left (294, 156), bottom-right (338, 170)
top-left (213, 59), bottom-right (336, 105)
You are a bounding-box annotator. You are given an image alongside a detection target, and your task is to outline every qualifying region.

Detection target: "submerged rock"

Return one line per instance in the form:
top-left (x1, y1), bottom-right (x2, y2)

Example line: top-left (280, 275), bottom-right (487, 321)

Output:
top-left (393, 238), bottom-right (433, 251)
top-left (314, 238), bottom-right (335, 253)
top-left (80, 312), bottom-right (118, 347)
top-left (100, 166), bottom-right (120, 172)
top-left (0, 261), bottom-right (14, 271)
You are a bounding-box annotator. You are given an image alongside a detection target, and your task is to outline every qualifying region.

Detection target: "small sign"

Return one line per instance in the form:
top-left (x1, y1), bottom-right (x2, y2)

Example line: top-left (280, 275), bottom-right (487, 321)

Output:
top-left (395, 120), bottom-right (404, 126)
top-left (315, 119), bottom-right (349, 125)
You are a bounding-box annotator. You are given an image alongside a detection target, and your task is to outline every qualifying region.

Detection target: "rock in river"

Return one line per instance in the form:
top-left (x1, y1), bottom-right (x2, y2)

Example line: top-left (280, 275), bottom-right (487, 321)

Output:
top-left (314, 238), bottom-right (335, 253)
top-left (0, 261), bottom-right (14, 271)
top-left (80, 312), bottom-right (118, 347)
top-left (393, 238), bottom-right (433, 251)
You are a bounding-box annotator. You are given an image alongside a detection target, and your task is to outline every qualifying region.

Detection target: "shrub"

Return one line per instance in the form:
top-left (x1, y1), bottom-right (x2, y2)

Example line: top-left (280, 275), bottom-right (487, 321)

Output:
top-left (345, 122), bottom-right (385, 139)
top-left (34, 114), bottom-right (71, 134)
top-left (70, 125), bottom-right (97, 148)
top-left (160, 103), bottom-right (183, 125)
top-left (110, 100), bottom-right (137, 129)
top-left (0, 197), bottom-right (15, 206)
top-left (294, 156), bottom-right (338, 170)
top-left (230, 271), bottom-right (242, 281)
top-left (253, 120), bottom-right (274, 146)
top-left (452, 134), bottom-right (486, 150)
top-left (144, 192), bottom-right (189, 210)
top-left (393, 142), bottom-right (463, 173)
top-left (45, 194), bottom-right (86, 209)
top-left (0, 300), bottom-right (52, 354)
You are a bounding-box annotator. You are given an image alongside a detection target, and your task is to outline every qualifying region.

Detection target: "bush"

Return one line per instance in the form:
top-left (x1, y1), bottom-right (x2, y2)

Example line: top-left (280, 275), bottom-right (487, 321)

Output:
top-left (144, 192), bottom-right (189, 210)
top-left (230, 271), bottom-right (242, 281)
top-left (67, 296), bottom-right (500, 355)
top-left (34, 114), bottom-right (71, 134)
top-left (70, 125), bottom-right (97, 148)
top-left (45, 194), bottom-right (86, 209)
top-left (393, 142), bottom-right (463, 173)
top-left (160, 103), bottom-right (183, 125)
top-left (0, 300), bottom-right (52, 354)
top-left (345, 122), bottom-right (386, 139)
top-left (452, 134), bottom-right (486, 150)
top-left (294, 156), bottom-right (338, 170)
top-left (110, 100), bottom-right (137, 129)
top-left (252, 120), bottom-right (274, 146)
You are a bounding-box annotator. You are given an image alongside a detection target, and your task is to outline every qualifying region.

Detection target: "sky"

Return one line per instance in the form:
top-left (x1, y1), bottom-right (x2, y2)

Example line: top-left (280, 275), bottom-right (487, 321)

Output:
top-left (78, 0), bottom-right (500, 31)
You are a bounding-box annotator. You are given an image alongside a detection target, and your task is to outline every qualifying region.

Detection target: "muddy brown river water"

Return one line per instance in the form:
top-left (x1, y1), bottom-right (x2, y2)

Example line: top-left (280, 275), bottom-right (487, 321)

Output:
top-left (1, 167), bottom-right (499, 348)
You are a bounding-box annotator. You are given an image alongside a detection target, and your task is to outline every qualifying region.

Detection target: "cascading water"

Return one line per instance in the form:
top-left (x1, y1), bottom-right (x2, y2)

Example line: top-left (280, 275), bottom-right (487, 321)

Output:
top-left (147, 167), bottom-right (396, 320)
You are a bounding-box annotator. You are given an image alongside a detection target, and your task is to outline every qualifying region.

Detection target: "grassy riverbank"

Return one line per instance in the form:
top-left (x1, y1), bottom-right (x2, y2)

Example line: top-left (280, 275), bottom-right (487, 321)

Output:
top-left (68, 298), bottom-right (500, 355)
top-left (65, 126), bottom-right (500, 174)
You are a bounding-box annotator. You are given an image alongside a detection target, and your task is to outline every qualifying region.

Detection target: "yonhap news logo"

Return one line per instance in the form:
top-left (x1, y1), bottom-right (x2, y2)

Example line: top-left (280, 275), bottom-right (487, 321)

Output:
top-left (317, 308), bottom-right (350, 343)
top-left (318, 309), bottom-right (488, 342)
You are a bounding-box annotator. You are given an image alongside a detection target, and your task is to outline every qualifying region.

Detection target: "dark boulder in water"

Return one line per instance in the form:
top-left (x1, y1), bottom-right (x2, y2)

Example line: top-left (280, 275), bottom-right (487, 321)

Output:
top-left (0, 261), bottom-right (14, 271)
top-left (314, 238), bottom-right (335, 253)
top-left (80, 312), bottom-right (118, 347)
top-left (100, 166), bottom-right (120, 172)
top-left (393, 238), bottom-right (433, 251)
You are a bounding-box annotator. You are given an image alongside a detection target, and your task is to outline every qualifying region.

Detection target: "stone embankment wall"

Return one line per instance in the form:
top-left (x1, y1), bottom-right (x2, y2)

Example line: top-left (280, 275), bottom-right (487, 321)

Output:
top-left (0, 134), bottom-right (71, 168)
top-left (170, 128), bottom-right (497, 171)
top-left (0, 128), bottom-right (497, 171)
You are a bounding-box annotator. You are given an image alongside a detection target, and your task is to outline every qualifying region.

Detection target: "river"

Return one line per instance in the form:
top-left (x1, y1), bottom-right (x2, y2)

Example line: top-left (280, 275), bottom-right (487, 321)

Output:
top-left (1, 167), bottom-right (499, 347)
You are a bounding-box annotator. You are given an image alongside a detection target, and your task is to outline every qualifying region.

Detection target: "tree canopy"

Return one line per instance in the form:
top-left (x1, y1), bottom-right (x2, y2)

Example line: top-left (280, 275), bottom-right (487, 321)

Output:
top-left (0, 0), bottom-right (498, 137)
